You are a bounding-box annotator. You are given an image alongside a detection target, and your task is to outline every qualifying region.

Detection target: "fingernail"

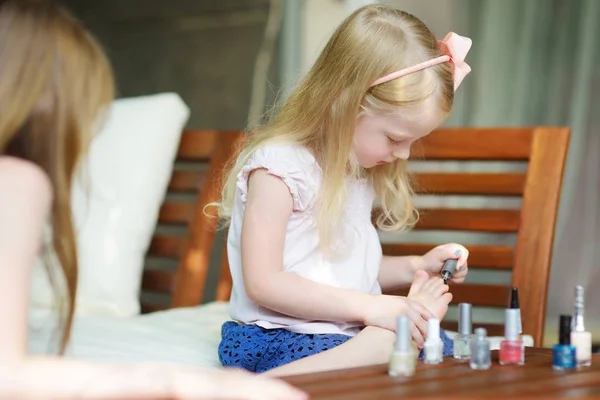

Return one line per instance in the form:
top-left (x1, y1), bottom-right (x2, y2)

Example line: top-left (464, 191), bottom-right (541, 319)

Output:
top-left (454, 249), bottom-right (461, 256)
top-left (458, 265), bottom-right (463, 271)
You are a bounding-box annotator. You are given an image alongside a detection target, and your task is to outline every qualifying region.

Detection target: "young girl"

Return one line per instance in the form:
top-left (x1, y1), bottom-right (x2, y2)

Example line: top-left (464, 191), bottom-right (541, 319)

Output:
top-left (215, 4), bottom-right (472, 376)
top-left (0, 1), bottom-right (307, 398)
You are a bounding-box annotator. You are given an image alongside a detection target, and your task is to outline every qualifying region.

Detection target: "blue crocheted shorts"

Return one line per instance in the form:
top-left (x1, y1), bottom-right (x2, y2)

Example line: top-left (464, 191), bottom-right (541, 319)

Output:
top-left (218, 321), bottom-right (455, 373)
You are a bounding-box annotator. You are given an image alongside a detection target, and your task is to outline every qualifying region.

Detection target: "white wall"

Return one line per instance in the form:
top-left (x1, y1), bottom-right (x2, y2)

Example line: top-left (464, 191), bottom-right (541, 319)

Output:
top-left (302, 0), bottom-right (458, 73)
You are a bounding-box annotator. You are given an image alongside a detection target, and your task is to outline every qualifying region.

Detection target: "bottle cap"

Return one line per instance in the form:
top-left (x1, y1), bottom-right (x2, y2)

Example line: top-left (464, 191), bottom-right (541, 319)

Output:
top-left (395, 316), bottom-right (410, 352)
top-left (574, 285), bottom-right (585, 313)
top-left (474, 327), bottom-right (487, 338)
top-left (458, 303), bottom-right (472, 335)
top-left (510, 287), bottom-right (520, 309)
top-left (427, 318), bottom-right (440, 342)
top-left (441, 259), bottom-right (458, 281)
top-left (504, 308), bottom-right (520, 340)
top-left (559, 314), bottom-right (572, 345)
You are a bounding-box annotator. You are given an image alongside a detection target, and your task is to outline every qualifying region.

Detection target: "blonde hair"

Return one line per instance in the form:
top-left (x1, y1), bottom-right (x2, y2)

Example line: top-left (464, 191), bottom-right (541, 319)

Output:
top-left (214, 4), bottom-right (454, 252)
top-left (0, 0), bottom-right (114, 353)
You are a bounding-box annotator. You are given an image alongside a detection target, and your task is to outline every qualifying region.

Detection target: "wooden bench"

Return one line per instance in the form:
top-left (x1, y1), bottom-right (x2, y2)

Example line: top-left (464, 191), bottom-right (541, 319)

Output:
top-left (140, 127), bottom-right (570, 348)
top-left (140, 130), bottom-right (240, 312)
top-left (384, 127), bottom-right (570, 346)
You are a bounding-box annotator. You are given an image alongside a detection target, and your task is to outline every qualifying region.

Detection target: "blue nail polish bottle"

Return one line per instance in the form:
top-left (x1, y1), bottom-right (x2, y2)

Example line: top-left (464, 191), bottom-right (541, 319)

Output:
top-left (552, 315), bottom-right (576, 371)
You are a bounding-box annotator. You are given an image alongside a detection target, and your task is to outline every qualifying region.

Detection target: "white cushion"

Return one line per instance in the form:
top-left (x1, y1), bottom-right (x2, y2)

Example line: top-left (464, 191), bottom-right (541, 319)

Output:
top-left (28, 302), bottom-right (229, 367)
top-left (29, 93), bottom-right (190, 317)
top-left (28, 302), bottom-right (534, 368)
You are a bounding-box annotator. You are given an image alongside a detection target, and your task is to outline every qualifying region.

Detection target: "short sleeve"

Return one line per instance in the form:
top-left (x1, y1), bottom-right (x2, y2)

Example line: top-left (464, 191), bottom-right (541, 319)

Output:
top-left (236, 144), bottom-right (318, 212)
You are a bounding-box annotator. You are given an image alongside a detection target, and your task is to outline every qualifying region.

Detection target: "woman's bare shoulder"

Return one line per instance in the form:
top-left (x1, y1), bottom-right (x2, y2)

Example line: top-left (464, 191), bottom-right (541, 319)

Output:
top-left (0, 156), bottom-right (52, 203)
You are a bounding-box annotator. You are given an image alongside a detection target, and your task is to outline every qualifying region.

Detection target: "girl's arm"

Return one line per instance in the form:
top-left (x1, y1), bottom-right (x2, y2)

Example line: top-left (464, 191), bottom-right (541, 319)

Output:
top-left (241, 169), bottom-right (396, 324)
top-left (378, 246), bottom-right (470, 292)
top-left (377, 255), bottom-right (421, 292)
top-left (0, 158), bottom-right (306, 400)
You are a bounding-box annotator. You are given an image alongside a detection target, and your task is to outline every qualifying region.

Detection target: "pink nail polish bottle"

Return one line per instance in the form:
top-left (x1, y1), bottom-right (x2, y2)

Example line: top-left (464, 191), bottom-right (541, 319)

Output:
top-left (499, 308), bottom-right (524, 366)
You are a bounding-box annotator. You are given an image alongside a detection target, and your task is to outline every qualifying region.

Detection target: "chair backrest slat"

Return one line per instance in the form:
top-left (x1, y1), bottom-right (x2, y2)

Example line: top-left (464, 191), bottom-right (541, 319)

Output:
top-left (412, 172), bottom-right (526, 196)
top-left (140, 130), bottom-right (241, 312)
top-left (412, 128), bottom-right (534, 160)
top-left (381, 243), bottom-right (515, 270)
top-left (143, 127), bottom-right (569, 347)
top-left (380, 127), bottom-right (570, 346)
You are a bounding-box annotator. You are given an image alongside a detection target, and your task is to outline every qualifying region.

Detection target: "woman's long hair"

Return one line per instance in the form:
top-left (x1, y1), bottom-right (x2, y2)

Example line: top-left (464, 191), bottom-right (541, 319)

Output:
top-left (0, 0), bottom-right (114, 352)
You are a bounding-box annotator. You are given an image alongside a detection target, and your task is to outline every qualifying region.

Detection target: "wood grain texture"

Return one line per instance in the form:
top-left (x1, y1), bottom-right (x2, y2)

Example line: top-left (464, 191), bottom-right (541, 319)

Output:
top-left (416, 208), bottom-right (521, 232)
top-left (158, 202), bottom-right (195, 224)
top-left (141, 129), bottom-right (241, 312)
top-left (412, 172), bottom-right (526, 196)
top-left (381, 243), bottom-right (514, 270)
top-left (168, 170), bottom-right (207, 192)
top-left (283, 348), bottom-right (600, 399)
top-left (441, 321), bottom-right (504, 337)
top-left (141, 269), bottom-right (174, 293)
top-left (390, 284), bottom-right (511, 308)
top-left (373, 208), bottom-right (522, 232)
top-left (148, 235), bottom-right (186, 258)
top-left (176, 130), bottom-right (218, 160)
top-left (511, 127), bottom-right (570, 347)
top-left (411, 127), bottom-right (534, 160)
top-left (378, 126), bottom-right (569, 348)
top-left (170, 131), bottom-right (242, 307)
top-left (142, 126), bottom-right (570, 353)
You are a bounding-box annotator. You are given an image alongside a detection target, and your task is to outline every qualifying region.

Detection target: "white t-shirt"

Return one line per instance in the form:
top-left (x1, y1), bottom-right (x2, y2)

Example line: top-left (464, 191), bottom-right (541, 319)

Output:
top-left (227, 143), bottom-right (383, 336)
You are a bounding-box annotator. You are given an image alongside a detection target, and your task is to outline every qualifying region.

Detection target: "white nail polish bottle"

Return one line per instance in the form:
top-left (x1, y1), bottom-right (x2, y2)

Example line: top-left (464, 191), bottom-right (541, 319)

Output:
top-left (570, 285), bottom-right (592, 367)
top-left (424, 318), bottom-right (443, 364)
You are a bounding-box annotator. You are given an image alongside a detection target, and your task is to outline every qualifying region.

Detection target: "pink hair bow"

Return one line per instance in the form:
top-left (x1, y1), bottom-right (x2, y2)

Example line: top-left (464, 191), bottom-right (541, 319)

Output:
top-left (438, 32), bottom-right (472, 90)
top-left (370, 31), bottom-right (472, 91)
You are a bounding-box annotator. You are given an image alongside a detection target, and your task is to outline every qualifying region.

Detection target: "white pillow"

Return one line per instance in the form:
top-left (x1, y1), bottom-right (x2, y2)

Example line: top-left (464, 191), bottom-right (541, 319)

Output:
top-left (30, 92), bottom-right (190, 317)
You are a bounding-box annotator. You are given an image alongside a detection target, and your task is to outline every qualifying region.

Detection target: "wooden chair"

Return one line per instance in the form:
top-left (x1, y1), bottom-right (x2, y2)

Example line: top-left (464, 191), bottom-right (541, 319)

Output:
top-left (142, 127), bottom-right (569, 349)
top-left (140, 129), bottom-right (241, 312)
top-left (384, 127), bottom-right (570, 346)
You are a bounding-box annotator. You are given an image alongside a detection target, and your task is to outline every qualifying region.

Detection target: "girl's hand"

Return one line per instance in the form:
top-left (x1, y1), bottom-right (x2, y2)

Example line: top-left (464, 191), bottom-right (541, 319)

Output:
top-left (363, 294), bottom-right (433, 348)
top-left (419, 243), bottom-right (469, 284)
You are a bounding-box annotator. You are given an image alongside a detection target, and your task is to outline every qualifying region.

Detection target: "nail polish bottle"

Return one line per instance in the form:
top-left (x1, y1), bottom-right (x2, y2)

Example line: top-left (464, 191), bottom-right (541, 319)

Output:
top-left (510, 287), bottom-right (522, 334)
top-left (499, 308), bottom-right (524, 365)
top-left (453, 303), bottom-right (472, 360)
top-left (570, 285), bottom-right (592, 367)
top-left (552, 314), bottom-right (576, 371)
top-left (423, 318), bottom-right (443, 364)
top-left (469, 327), bottom-right (491, 370)
top-left (388, 316), bottom-right (417, 377)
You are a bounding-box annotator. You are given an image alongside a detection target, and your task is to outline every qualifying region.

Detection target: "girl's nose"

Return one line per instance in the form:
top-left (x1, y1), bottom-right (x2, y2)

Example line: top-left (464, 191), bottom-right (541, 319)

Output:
top-left (393, 146), bottom-right (410, 160)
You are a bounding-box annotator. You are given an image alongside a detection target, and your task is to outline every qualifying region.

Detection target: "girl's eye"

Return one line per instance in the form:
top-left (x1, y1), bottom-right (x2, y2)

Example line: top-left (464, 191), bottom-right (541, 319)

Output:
top-left (388, 136), bottom-right (403, 145)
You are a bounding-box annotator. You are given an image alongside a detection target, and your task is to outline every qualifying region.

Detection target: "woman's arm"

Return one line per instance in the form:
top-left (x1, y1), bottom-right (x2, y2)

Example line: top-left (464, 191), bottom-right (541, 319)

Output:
top-left (0, 158), bottom-right (306, 400)
top-left (0, 158), bottom-right (52, 364)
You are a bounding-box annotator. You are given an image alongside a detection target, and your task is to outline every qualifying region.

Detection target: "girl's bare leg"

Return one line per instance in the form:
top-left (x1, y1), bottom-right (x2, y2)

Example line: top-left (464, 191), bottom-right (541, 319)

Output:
top-left (263, 272), bottom-right (452, 377)
top-left (263, 326), bottom-right (396, 377)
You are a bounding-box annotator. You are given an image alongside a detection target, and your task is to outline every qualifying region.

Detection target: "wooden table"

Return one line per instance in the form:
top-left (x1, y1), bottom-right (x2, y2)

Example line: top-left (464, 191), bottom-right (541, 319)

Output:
top-left (283, 348), bottom-right (600, 399)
